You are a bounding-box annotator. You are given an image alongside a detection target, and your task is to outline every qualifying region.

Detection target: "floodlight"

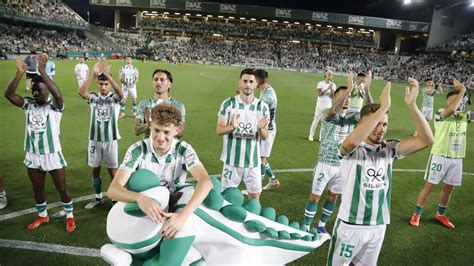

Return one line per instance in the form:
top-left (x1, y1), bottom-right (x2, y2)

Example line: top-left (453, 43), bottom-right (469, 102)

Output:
top-left (403, 0), bottom-right (412, 5)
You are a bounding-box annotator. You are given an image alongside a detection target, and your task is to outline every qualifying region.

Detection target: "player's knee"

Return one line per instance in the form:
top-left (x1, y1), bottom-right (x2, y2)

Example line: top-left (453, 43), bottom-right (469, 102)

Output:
top-left (309, 193), bottom-right (320, 202)
top-left (327, 191), bottom-right (339, 201)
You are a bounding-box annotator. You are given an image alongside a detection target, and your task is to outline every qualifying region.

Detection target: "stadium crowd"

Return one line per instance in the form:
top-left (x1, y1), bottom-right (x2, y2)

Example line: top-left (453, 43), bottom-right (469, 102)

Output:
top-left (140, 17), bottom-right (376, 47)
top-left (0, 0), bottom-right (87, 26)
top-left (430, 32), bottom-right (474, 51)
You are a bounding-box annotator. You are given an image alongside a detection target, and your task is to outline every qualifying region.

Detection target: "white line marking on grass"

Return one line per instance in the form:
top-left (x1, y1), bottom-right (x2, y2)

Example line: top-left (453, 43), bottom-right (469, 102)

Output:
top-left (0, 238), bottom-right (100, 257)
top-left (271, 168), bottom-right (474, 176)
top-left (0, 193), bottom-right (106, 222)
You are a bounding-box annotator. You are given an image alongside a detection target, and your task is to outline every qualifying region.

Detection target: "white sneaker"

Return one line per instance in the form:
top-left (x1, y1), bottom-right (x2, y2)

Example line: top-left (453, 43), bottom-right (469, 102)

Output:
top-left (0, 196), bottom-right (7, 210)
top-left (308, 136), bottom-right (314, 142)
top-left (263, 180), bottom-right (280, 190)
top-left (51, 209), bottom-right (66, 218)
top-left (85, 198), bottom-right (105, 209)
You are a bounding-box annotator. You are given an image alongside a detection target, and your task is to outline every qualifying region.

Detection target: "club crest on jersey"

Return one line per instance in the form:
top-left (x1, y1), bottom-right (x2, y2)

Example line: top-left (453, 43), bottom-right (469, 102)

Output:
top-left (362, 167), bottom-right (386, 190)
top-left (96, 105), bottom-right (110, 122)
top-left (235, 122), bottom-right (255, 138)
top-left (30, 115), bottom-right (46, 131)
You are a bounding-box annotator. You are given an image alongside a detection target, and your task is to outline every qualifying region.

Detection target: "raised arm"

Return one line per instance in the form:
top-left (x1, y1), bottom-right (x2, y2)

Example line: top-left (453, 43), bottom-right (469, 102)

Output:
top-left (4, 56), bottom-right (26, 107)
top-left (340, 82), bottom-right (391, 156)
top-left (440, 79), bottom-right (466, 119)
top-left (397, 78), bottom-right (435, 156)
top-left (78, 62), bottom-right (100, 100)
top-left (364, 70), bottom-right (374, 104)
top-left (38, 53), bottom-right (63, 109)
top-left (101, 60), bottom-right (123, 101)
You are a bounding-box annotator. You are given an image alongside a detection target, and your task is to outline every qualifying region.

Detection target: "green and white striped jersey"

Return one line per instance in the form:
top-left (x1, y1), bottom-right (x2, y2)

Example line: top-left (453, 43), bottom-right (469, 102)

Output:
top-left (318, 110), bottom-right (359, 166)
top-left (349, 82), bottom-right (365, 109)
top-left (421, 87), bottom-right (434, 109)
top-left (136, 97), bottom-right (186, 138)
top-left (259, 85), bottom-right (277, 132)
top-left (431, 109), bottom-right (472, 159)
top-left (22, 97), bottom-right (63, 155)
top-left (119, 64), bottom-right (139, 87)
top-left (218, 96), bottom-right (269, 168)
top-left (120, 138), bottom-right (200, 192)
top-left (337, 140), bottom-right (404, 225)
top-left (87, 92), bottom-right (121, 142)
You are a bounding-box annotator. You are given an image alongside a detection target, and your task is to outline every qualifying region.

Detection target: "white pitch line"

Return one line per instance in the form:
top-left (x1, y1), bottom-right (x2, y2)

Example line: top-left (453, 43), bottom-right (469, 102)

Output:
top-left (271, 168), bottom-right (474, 176)
top-left (0, 238), bottom-right (100, 257)
top-left (0, 193), bottom-right (106, 222)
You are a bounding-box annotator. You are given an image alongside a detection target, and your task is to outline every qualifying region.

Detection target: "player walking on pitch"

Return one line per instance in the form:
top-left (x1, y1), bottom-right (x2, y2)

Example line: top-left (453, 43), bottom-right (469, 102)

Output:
top-left (119, 56), bottom-right (139, 118)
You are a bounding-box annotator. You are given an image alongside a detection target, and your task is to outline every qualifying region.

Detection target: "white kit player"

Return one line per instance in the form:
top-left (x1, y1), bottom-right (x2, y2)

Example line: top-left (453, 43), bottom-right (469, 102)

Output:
top-left (119, 56), bottom-right (139, 118)
top-left (309, 70), bottom-right (336, 142)
top-left (216, 68), bottom-right (270, 200)
top-left (327, 79), bottom-right (434, 265)
top-left (75, 57), bottom-right (89, 87)
top-left (78, 59), bottom-right (123, 209)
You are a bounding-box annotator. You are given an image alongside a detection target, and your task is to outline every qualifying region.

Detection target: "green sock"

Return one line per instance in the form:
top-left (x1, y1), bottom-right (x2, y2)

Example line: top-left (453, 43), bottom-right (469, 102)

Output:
top-left (36, 202), bottom-right (47, 217)
top-left (304, 201), bottom-right (318, 226)
top-left (265, 162), bottom-right (276, 181)
top-left (260, 164), bottom-right (266, 179)
top-left (63, 201), bottom-right (74, 218)
top-left (92, 178), bottom-right (102, 196)
top-left (132, 103), bottom-right (137, 114)
top-left (318, 200), bottom-right (336, 227)
top-left (415, 205), bottom-right (423, 215)
top-left (437, 205), bottom-right (447, 216)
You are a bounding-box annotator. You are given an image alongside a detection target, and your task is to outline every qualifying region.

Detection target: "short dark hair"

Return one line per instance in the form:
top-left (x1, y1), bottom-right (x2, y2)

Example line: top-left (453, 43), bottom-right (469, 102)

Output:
top-left (334, 86), bottom-right (348, 95)
top-left (240, 68), bottom-right (256, 78)
top-left (425, 78), bottom-right (433, 82)
top-left (97, 74), bottom-right (108, 81)
top-left (360, 103), bottom-right (389, 119)
top-left (152, 69), bottom-right (173, 83)
top-left (125, 55), bottom-right (132, 59)
top-left (446, 90), bottom-right (459, 99)
top-left (254, 69), bottom-right (268, 84)
top-left (31, 75), bottom-right (44, 90)
top-left (357, 73), bottom-right (366, 78)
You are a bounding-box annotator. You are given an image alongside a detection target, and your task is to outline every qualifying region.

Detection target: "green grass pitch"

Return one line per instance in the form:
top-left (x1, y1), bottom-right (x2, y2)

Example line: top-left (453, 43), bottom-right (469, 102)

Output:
top-left (0, 60), bottom-right (473, 265)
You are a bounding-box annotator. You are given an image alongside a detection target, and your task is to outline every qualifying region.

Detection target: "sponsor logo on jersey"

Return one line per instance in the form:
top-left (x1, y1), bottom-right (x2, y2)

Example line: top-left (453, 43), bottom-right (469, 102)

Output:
top-left (362, 167), bottom-right (386, 190)
top-left (235, 122), bottom-right (255, 138)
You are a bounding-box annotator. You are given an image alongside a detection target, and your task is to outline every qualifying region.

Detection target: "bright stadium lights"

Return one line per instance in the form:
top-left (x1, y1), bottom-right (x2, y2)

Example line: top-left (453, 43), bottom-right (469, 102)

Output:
top-left (403, 0), bottom-right (412, 4)
top-left (348, 27), bottom-right (353, 30)
top-left (337, 26), bottom-right (343, 29)
top-left (272, 20), bottom-right (278, 23)
top-left (360, 28), bottom-right (365, 31)
top-left (291, 40), bottom-right (300, 43)
top-left (294, 22), bottom-right (300, 25)
top-left (240, 17), bottom-right (246, 20)
top-left (305, 23), bottom-right (310, 26)
top-left (185, 13), bottom-right (191, 16)
top-left (207, 15), bottom-right (213, 17)
top-left (229, 16), bottom-right (234, 19)
top-left (196, 14), bottom-right (202, 17)
top-left (262, 19), bottom-right (267, 22)
top-left (174, 13), bottom-right (180, 15)
top-left (470, 0), bottom-right (474, 6)
top-left (163, 12), bottom-right (169, 14)
top-left (283, 21), bottom-right (289, 23)
top-left (316, 24), bottom-right (321, 27)
top-left (218, 15), bottom-right (224, 18)
top-left (346, 31), bottom-right (353, 34)
top-left (250, 18), bottom-right (256, 21)
top-left (212, 33), bottom-right (222, 37)
top-left (152, 11), bottom-right (157, 14)
top-left (369, 29), bottom-right (374, 32)
top-left (327, 25), bottom-right (332, 28)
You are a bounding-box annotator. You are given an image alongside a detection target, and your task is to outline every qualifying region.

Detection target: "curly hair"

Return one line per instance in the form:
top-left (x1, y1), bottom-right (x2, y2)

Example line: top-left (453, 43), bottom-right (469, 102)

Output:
top-left (150, 104), bottom-right (181, 126)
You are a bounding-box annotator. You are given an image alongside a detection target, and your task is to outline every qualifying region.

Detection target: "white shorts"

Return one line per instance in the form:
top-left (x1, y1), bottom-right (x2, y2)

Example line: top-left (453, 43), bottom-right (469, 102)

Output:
top-left (260, 131), bottom-right (276, 158)
top-left (221, 164), bottom-right (262, 194)
top-left (122, 85), bottom-right (137, 99)
top-left (24, 151), bottom-right (67, 172)
top-left (77, 78), bottom-right (86, 87)
top-left (88, 140), bottom-right (119, 168)
top-left (424, 154), bottom-right (463, 186)
top-left (328, 219), bottom-right (386, 266)
top-left (311, 162), bottom-right (343, 195)
top-left (421, 107), bottom-right (433, 121)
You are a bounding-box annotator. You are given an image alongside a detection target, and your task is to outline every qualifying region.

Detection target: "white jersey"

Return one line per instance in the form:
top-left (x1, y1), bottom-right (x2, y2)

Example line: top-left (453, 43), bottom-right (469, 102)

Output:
top-left (22, 97), bottom-right (63, 155)
top-left (75, 63), bottom-right (89, 80)
top-left (316, 80), bottom-right (336, 108)
top-left (120, 138), bottom-right (200, 192)
top-left (218, 95), bottom-right (269, 168)
top-left (337, 140), bottom-right (404, 225)
top-left (87, 92), bottom-right (121, 142)
top-left (119, 64), bottom-right (139, 88)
